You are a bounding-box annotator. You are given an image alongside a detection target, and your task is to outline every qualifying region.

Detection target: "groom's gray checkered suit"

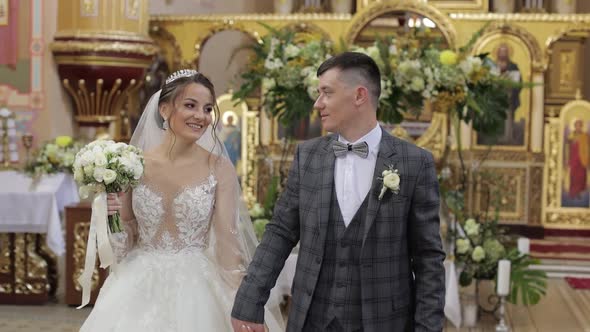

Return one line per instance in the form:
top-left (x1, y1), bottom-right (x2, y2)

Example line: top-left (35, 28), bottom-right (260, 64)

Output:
top-left (232, 128), bottom-right (446, 332)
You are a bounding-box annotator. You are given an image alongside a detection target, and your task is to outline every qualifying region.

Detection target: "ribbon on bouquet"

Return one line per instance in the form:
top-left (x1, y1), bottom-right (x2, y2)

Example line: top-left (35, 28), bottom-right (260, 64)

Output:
top-left (77, 191), bottom-right (115, 309)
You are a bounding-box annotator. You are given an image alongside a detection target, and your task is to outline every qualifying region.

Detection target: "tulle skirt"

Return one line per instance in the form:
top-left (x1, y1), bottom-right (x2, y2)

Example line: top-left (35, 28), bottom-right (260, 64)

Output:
top-left (80, 248), bottom-right (283, 332)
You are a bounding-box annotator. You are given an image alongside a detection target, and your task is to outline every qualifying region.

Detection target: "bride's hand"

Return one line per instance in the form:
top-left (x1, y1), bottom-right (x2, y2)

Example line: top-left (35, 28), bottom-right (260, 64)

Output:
top-left (106, 192), bottom-right (124, 216)
top-left (231, 318), bottom-right (265, 332)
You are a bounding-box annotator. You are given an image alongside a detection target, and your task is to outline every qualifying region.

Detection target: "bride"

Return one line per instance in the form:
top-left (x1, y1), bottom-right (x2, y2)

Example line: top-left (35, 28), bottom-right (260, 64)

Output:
top-left (80, 69), bottom-right (284, 331)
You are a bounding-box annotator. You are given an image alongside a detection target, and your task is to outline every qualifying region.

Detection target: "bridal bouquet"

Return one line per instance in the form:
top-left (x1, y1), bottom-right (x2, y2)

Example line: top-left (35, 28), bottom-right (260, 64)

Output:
top-left (73, 140), bottom-right (144, 233)
top-left (73, 139), bottom-right (144, 308)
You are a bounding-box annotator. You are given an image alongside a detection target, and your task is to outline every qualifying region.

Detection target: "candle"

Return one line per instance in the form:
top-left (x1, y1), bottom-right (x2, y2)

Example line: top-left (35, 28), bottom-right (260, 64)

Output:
top-left (497, 259), bottom-right (511, 296)
top-left (517, 237), bottom-right (530, 254)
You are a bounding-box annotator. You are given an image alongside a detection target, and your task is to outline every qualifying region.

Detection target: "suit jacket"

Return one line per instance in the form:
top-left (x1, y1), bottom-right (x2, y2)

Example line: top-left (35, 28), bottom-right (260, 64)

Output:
top-left (232, 128), bottom-right (446, 332)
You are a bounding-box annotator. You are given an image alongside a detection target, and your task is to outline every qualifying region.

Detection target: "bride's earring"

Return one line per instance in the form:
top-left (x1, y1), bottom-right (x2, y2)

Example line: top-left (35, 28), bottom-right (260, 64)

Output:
top-left (163, 119), bottom-right (169, 130)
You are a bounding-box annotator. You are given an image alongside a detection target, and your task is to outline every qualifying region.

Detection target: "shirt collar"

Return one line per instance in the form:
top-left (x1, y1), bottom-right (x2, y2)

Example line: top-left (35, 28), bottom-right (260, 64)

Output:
top-left (338, 124), bottom-right (382, 156)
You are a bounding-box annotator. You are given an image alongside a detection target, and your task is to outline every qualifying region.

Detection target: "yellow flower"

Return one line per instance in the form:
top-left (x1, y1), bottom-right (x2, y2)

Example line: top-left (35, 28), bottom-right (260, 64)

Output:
top-left (55, 136), bottom-right (73, 147)
top-left (439, 50), bottom-right (458, 66)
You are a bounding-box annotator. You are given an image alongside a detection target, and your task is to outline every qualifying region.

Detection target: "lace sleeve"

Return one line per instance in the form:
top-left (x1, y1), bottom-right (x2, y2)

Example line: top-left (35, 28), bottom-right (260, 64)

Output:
top-left (208, 158), bottom-right (249, 290)
top-left (109, 189), bottom-right (138, 261)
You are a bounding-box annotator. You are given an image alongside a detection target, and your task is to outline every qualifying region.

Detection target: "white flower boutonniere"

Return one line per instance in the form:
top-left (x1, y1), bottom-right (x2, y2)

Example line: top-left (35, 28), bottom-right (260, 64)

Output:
top-left (378, 167), bottom-right (401, 200)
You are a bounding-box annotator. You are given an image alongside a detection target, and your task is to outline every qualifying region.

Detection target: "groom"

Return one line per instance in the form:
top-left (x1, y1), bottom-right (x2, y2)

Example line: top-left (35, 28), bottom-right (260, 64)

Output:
top-left (232, 52), bottom-right (445, 332)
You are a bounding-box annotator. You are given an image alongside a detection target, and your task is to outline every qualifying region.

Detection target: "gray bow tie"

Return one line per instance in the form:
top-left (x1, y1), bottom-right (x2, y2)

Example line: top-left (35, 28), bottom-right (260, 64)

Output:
top-left (333, 141), bottom-right (369, 159)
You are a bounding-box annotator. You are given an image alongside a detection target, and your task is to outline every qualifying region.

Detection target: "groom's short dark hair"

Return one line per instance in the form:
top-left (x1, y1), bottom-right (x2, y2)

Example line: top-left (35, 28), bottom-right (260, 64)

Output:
top-left (317, 51), bottom-right (381, 107)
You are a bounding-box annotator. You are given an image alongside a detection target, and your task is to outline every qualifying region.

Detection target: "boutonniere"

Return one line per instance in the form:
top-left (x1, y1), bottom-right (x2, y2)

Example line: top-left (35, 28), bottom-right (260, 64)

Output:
top-left (378, 166), bottom-right (400, 200)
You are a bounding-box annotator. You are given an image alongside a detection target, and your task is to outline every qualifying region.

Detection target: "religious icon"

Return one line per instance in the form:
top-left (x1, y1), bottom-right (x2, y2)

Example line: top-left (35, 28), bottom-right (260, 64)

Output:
top-left (562, 118), bottom-right (590, 208)
top-left (477, 42), bottom-right (525, 146)
top-left (218, 110), bottom-right (241, 167)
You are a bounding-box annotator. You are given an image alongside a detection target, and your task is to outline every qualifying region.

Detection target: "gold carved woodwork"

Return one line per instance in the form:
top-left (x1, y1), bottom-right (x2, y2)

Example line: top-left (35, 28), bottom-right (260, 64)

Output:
top-left (243, 98), bottom-right (261, 208)
top-left (345, 1), bottom-right (457, 48)
top-left (415, 112), bottom-right (448, 162)
top-left (51, 40), bottom-right (159, 57)
top-left (544, 33), bottom-right (587, 104)
top-left (356, 0), bottom-right (489, 13)
top-left (542, 99), bottom-right (590, 229)
top-left (73, 222), bottom-right (101, 292)
top-left (62, 78), bottom-right (143, 136)
top-left (149, 25), bottom-right (185, 71)
top-left (193, 20), bottom-right (262, 69)
top-left (529, 165), bottom-right (544, 224)
top-left (473, 167), bottom-right (527, 223)
top-left (14, 234), bottom-right (47, 295)
top-left (0, 233), bottom-right (10, 275)
top-left (471, 22), bottom-right (545, 72)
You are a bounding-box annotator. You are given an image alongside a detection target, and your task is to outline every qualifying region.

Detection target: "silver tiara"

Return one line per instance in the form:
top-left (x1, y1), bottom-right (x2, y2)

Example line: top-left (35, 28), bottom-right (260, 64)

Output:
top-left (165, 69), bottom-right (199, 85)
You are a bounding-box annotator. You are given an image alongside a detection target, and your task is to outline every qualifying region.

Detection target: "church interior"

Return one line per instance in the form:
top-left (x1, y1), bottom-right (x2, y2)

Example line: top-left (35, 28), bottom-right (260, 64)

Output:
top-left (1, 0), bottom-right (590, 331)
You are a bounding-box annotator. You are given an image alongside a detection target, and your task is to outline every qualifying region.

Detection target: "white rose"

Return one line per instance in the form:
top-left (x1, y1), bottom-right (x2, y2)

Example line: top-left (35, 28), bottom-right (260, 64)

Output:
top-left (382, 170), bottom-right (393, 177)
top-left (103, 169), bottom-right (117, 185)
top-left (383, 172), bottom-right (400, 190)
top-left (94, 153), bottom-right (107, 167)
top-left (80, 151), bottom-right (94, 167)
top-left (93, 167), bottom-right (106, 182)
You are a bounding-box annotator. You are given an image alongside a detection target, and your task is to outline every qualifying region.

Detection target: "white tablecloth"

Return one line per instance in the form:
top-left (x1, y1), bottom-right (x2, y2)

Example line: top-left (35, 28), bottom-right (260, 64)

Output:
top-left (0, 171), bottom-right (79, 255)
top-left (275, 253), bottom-right (462, 328)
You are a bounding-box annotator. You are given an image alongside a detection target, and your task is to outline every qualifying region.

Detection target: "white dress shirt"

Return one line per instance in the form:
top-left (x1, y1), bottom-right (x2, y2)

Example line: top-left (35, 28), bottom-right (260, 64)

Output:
top-left (334, 124), bottom-right (382, 227)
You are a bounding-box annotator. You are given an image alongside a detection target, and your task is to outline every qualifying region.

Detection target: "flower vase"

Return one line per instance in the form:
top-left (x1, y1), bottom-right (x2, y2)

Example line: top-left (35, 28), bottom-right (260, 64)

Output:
top-left (553, 0), bottom-right (576, 13)
top-left (274, 0), bottom-right (293, 14)
top-left (331, 0), bottom-right (352, 14)
top-left (492, 0), bottom-right (516, 13)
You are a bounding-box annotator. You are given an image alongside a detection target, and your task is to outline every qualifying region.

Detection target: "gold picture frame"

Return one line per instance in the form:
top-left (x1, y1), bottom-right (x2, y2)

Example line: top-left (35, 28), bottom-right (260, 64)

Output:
top-left (470, 24), bottom-right (543, 152)
top-left (0, 0), bottom-right (8, 26)
top-left (543, 97), bottom-right (590, 229)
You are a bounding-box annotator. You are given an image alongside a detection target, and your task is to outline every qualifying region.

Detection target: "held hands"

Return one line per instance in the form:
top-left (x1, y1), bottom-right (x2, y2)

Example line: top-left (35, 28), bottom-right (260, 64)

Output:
top-left (231, 318), bottom-right (265, 332)
top-left (106, 192), bottom-right (124, 216)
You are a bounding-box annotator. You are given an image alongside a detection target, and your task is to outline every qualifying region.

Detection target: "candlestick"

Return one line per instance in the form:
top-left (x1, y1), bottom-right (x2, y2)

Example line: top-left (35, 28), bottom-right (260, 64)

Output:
top-left (495, 295), bottom-right (509, 332)
top-left (22, 133), bottom-right (33, 164)
top-left (497, 259), bottom-right (511, 296)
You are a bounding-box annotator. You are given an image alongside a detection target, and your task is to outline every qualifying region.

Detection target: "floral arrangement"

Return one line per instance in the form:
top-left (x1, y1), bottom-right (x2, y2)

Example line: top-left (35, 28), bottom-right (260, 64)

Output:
top-left (232, 23), bottom-right (331, 132)
top-left (24, 136), bottom-right (83, 177)
top-left (440, 170), bottom-right (547, 306)
top-left (352, 26), bottom-right (518, 137)
top-left (73, 140), bottom-right (144, 233)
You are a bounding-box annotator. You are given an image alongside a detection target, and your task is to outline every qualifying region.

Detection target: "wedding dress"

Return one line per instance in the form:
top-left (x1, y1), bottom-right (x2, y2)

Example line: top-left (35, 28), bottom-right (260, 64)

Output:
top-left (80, 154), bottom-right (284, 331)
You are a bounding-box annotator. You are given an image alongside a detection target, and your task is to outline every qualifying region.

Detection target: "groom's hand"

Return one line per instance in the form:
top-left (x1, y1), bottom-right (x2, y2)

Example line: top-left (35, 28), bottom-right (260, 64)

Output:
top-left (231, 318), bottom-right (265, 332)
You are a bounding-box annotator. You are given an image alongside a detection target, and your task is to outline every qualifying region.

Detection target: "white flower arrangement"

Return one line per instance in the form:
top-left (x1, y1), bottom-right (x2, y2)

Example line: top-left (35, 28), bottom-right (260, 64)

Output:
top-left (24, 136), bottom-right (83, 178)
top-left (73, 140), bottom-right (144, 233)
top-left (378, 166), bottom-right (401, 200)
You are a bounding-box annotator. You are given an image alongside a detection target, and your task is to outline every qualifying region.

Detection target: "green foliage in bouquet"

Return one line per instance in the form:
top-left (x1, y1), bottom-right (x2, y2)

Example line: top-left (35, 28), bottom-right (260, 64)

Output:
top-left (351, 25), bottom-right (532, 138)
top-left (232, 23), bottom-right (331, 136)
top-left (24, 136), bottom-right (83, 177)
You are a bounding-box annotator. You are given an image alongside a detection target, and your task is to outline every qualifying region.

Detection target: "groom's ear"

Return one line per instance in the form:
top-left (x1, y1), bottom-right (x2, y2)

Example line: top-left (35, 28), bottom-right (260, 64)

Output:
top-left (354, 85), bottom-right (370, 107)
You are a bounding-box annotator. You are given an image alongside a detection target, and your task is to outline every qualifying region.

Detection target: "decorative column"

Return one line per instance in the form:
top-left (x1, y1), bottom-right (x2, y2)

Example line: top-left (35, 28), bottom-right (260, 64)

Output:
top-left (51, 0), bottom-right (157, 140)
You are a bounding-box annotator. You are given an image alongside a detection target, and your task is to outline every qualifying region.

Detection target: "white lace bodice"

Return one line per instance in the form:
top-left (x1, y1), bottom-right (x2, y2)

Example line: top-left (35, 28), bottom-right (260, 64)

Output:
top-left (132, 174), bottom-right (217, 252)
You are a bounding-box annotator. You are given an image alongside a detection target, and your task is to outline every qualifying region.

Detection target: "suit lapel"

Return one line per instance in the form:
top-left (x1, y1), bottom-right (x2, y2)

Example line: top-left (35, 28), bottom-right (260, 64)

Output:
top-left (317, 135), bottom-right (336, 247)
top-left (363, 129), bottom-right (399, 246)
